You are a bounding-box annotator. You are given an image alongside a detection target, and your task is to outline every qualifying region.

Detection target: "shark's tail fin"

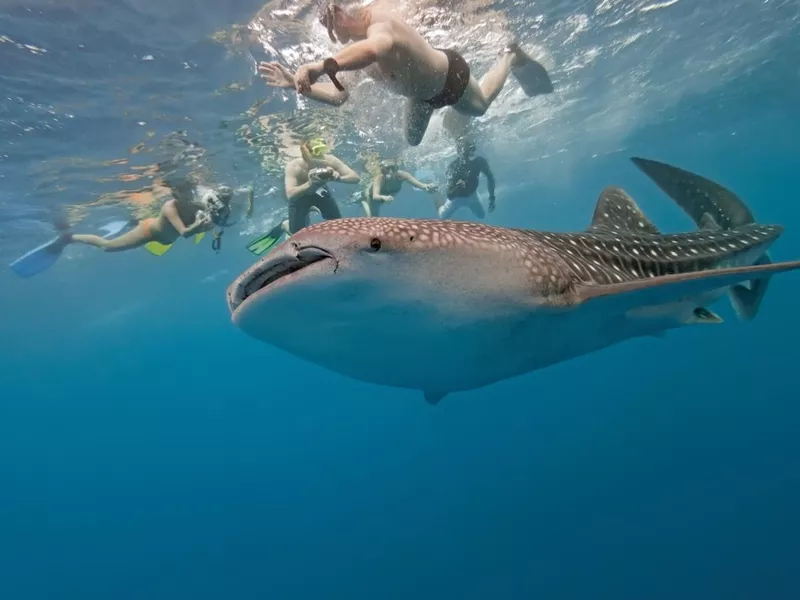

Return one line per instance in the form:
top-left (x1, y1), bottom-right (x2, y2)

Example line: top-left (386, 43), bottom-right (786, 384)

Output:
top-left (630, 157), bottom-right (771, 320)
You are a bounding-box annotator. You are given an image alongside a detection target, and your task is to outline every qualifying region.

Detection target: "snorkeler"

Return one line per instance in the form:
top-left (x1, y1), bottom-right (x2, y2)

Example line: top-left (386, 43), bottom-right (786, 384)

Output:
top-left (69, 180), bottom-right (248, 256)
top-left (258, 1), bottom-right (553, 147)
top-left (437, 141), bottom-right (496, 220)
top-left (246, 138), bottom-right (359, 255)
top-left (360, 159), bottom-right (437, 217)
top-left (8, 179), bottom-right (247, 277)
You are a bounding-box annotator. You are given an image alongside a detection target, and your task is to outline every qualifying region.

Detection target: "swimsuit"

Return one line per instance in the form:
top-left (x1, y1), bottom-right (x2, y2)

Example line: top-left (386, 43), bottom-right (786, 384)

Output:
top-left (141, 217), bottom-right (157, 238)
top-left (425, 49), bottom-right (471, 109)
top-left (288, 185), bottom-right (341, 234)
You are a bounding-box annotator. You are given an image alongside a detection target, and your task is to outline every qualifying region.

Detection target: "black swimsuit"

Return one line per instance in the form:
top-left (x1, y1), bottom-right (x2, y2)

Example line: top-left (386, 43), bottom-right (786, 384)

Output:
top-left (425, 49), bottom-right (471, 109)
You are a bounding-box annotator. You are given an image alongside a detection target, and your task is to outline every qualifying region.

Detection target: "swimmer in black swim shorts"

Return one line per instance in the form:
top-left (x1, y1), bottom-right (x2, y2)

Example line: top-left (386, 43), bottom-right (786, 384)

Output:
top-left (259, 1), bottom-right (548, 146)
top-left (281, 138), bottom-right (360, 235)
top-left (436, 140), bottom-right (496, 220)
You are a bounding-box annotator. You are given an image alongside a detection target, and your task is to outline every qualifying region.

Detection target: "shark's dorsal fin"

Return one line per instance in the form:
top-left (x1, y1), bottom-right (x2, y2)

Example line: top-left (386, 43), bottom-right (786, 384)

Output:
top-left (588, 186), bottom-right (660, 235)
top-left (423, 390), bottom-right (447, 406)
top-left (577, 260), bottom-right (800, 312)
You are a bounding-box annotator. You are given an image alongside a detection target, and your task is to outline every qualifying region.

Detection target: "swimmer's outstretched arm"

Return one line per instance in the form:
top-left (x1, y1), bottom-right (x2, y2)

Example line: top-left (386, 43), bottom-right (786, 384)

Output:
top-left (240, 186), bottom-right (255, 218)
top-left (398, 170), bottom-right (436, 192)
top-left (259, 62), bottom-right (349, 107)
top-left (293, 29), bottom-right (393, 96)
top-left (477, 158), bottom-right (496, 200)
top-left (324, 155), bottom-right (360, 184)
top-left (326, 30), bottom-right (393, 72)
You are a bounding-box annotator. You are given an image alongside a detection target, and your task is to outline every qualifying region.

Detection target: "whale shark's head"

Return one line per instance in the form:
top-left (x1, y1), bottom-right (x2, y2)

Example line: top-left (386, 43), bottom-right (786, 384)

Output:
top-left (226, 217), bottom-right (558, 392)
top-left (228, 217), bottom-right (552, 327)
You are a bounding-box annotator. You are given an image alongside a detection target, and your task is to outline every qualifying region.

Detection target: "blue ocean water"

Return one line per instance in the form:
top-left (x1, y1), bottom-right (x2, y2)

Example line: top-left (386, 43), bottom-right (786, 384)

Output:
top-left (1, 1), bottom-right (800, 598)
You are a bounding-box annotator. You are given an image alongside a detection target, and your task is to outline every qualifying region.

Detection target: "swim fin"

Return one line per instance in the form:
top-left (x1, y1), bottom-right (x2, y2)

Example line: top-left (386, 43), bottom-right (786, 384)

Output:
top-left (246, 224), bottom-right (284, 256)
top-left (194, 232), bottom-right (206, 245)
top-left (144, 241), bottom-right (173, 256)
top-left (507, 43), bottom-right (554, 97)
top-left (9, 235), bottom-right (71, 278)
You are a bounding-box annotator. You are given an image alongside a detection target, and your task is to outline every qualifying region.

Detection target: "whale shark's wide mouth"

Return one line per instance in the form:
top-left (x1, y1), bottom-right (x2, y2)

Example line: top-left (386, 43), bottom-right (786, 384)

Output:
top-left (227, 245), bottom-right (335, 314)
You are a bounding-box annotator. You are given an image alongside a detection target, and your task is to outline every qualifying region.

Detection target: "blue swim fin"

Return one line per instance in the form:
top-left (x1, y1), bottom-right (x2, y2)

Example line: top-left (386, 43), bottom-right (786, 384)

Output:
top-left (9, 235), bottom-right (71, 278)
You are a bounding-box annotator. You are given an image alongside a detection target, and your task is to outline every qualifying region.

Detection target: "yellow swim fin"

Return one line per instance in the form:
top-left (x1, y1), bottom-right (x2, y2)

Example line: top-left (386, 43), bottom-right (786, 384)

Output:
top-left (194, 232), bottom-right (206, 245)
top-left (144, 241), bottom-right (173, 256)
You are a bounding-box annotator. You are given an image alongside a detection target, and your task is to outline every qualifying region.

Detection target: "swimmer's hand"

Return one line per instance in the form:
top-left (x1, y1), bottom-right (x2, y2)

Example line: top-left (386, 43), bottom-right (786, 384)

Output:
top-left (488, 195), bottom-right (496, 213)
top-left (189, 211), bottom-right (212, 233)
top-left (258, 62), bottom-right (295, 89)
top-left (423, 183), bottom-right (438, 193)
top-left (377, 194), bottom-right (394, 203)
top-left (294, 62), bottom-right (324, 94)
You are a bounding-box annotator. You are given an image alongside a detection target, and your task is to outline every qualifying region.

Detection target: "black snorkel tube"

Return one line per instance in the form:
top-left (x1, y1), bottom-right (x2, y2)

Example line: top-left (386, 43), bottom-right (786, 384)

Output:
top-left (209, 197), bottom-right (231, 254)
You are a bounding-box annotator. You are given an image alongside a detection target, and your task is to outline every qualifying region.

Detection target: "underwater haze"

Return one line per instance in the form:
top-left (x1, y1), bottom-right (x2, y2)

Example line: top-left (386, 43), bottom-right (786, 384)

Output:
top-left (2, 0), bottom-right (800, 598)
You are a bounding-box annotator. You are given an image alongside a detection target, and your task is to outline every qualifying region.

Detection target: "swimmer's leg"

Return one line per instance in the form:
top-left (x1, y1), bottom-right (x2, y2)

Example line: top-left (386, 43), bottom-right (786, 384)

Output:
top-left (468, 192), bottom-right (486, 220)
top-left (437, 197), bottom-right (460, 220)
top-left (288, 197), bottom-right (312, 234)
top-left (454, 53), bottom-right (515, 116)
top-left (71, 222), bottom-right (154, 253)
top-left (281, 219), bottom-right (291, 236)
top-left (404, 98), bottom-right (435, 147)
top-left (361, 199), bottom-right (373, 217)
top-left (316, 194), bottom-right (342, 221)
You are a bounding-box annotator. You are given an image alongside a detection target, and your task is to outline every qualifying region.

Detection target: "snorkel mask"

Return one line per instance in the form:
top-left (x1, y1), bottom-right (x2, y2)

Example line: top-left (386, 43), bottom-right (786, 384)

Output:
top-left (201, 188), bottom-right (231, 227)
top-left (379, 159), bottom-right (398, 176)
top-left (306, 138), bottom-right (329, 159)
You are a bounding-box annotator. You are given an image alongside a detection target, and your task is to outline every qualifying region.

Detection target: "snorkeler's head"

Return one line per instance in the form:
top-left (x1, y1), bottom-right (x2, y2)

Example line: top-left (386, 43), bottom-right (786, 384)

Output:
top-left (319, 1), bottom-right (371, 43)
top-left (200, 186), bottom-right (232, 226)
top-left (379, 159), bottom-right (399, 177)
top-left (304, 138), bottom-right (330, 160)
top-left (216, 185), bottom-right (234, 205)
top-left (164, 176), bottom-right (197, 207)
top-left (458, 140), bottom-right (477, 158)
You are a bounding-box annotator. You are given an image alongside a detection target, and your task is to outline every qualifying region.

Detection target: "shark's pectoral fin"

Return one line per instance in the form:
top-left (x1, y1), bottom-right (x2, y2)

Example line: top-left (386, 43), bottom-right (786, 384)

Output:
top-left (729, 254), bottom-right (772, 321)
top-left (423, 390), bottom-right (447, 406)
top-left (578, 260), bottom-right (800, 312)
top-left (588, 186), bottom-right (660, 234)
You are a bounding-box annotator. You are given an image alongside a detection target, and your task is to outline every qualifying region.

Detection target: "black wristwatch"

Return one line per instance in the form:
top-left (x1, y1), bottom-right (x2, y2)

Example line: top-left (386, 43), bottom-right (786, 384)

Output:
top-left (323, 57), bottom-right (345, 92)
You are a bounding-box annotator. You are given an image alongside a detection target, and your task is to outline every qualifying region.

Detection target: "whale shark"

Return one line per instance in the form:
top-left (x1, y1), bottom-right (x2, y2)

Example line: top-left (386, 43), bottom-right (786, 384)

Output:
top-left (227, 158), bottom-right (800, 404)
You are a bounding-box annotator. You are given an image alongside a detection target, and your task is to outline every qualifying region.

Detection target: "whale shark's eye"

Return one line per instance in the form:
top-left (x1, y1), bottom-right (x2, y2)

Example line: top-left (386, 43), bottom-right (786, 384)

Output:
top-left (369, 237), bottom-right (382, 252)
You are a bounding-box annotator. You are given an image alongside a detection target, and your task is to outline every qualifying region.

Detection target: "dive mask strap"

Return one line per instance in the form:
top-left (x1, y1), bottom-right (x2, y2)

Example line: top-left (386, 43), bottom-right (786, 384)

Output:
top-left (323, 57), bottom-right (345, 92)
